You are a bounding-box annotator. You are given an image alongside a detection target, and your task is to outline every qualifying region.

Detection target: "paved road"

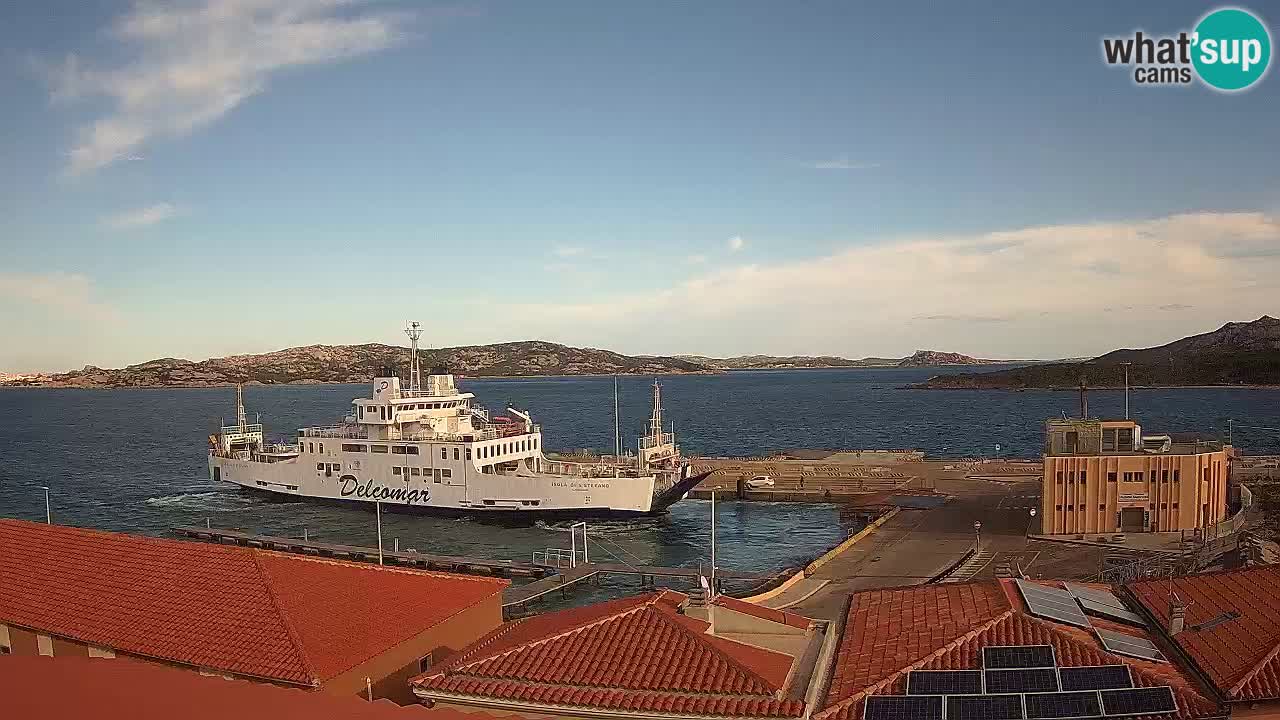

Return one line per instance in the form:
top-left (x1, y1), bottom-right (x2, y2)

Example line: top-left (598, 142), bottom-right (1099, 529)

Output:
top-left (784, 478), bottom-right (1045, 620)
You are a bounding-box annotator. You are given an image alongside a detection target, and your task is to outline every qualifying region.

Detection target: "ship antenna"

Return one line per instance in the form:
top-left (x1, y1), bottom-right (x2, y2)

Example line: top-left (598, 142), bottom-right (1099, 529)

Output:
top-left (405, 322), bottom-right (423, 391)
top-left (614, 376), bottom-right (622, 459)
top-left (649, 379), bottom-right (663, 441)
top-left (235, 383), bottom-right (247, 432)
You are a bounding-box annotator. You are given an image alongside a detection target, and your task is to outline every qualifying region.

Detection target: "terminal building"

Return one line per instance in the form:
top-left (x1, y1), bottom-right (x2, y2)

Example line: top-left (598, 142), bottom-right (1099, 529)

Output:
top-left (1041, 418), bottom-right (1231, 535)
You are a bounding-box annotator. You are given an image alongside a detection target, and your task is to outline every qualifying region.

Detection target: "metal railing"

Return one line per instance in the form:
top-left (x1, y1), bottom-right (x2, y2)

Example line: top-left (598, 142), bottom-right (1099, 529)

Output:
top-left (220, 424), bottom-right (264, 435)
top-left (639, 432), bottom-right (675, 450)
top-left (533, 548), bottom-right (585, 568)
top-left (300, 425), bottom-right (368, 439)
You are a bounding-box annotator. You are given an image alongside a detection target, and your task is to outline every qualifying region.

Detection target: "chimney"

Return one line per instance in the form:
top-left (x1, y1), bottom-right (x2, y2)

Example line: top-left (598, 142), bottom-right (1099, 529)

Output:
top-left (1169, 596), bottom-right (1187, 635)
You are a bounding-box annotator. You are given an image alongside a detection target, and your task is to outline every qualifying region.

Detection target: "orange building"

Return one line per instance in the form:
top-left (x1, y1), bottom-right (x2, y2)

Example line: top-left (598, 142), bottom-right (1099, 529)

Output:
top-left (0, 519), bottom-right (507, 704)
top-left (1041, 419), bottom-right (1231, 535)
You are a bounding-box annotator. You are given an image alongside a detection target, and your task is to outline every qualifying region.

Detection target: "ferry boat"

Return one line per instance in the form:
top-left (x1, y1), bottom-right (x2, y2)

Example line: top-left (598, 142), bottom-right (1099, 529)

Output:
top-left (208, 324), bottom-right (709, 517)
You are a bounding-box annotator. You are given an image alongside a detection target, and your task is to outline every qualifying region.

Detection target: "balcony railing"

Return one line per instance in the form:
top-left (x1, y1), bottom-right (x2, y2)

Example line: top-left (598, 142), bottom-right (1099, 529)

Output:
top-left (220, 424), bottom-right (264, 436)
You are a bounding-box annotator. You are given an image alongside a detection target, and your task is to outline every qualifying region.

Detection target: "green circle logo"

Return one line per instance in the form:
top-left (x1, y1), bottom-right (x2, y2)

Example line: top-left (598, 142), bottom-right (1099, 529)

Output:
top-left (1192, 8), bottom-right (1271, 91)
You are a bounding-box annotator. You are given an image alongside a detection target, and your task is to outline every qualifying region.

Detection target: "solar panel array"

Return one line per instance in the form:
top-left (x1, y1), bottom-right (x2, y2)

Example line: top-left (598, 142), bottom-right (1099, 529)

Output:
top-left (1014, 580), bottom-right (1092, 629)
top-left (1095, 628), bottom-right (1166, 662)
top-left (865, 650), bottom-right (1174, 720)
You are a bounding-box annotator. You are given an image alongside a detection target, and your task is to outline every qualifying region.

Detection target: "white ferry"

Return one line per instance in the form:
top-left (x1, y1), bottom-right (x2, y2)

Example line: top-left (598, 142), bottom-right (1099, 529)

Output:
top-left (208, 324), bottom-right (709, 517)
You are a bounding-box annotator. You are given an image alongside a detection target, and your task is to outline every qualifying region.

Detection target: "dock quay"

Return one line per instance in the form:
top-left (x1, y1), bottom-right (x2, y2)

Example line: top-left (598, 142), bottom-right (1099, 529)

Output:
top-left (173, 526), bottom-right (782, 617)
top-left (172, 526), bottom-right (550, 578)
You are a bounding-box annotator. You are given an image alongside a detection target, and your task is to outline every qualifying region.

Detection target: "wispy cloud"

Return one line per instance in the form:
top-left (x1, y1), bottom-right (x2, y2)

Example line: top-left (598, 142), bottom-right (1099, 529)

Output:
top-left (102, 202), bottom-right (181, 229)
top-left (0, 271), bottom-right (118, 321)
top-left (687, 254), bottom-right (708, 264)
top-left (727, 235), bottom-right (745, 252)
top-left (491, 212), bottom-right (1280, 358)
top-left (46, 0), bottom-right (413, 175)
top-left (807, 155), bottom-right (880, 170)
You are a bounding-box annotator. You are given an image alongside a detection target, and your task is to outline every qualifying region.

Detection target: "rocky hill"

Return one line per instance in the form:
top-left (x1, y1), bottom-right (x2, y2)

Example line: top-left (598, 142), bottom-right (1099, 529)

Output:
top-left (676, 354), bottom-right (882, 369)
top-left (896, 350), bottom-right (995, 367)
top-left (917, 316), bottom-right (1280, 389)
top-left (3, 341), bottom-right (708, 389)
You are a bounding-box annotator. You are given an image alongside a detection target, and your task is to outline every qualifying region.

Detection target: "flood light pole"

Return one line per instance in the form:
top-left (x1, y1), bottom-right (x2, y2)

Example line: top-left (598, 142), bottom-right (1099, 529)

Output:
top-left (40, 486), bottom-right (51, 525)
top-left (710, 486), bottom-right (721, 598)
top-left (376, 501), bottom-right (384, 566)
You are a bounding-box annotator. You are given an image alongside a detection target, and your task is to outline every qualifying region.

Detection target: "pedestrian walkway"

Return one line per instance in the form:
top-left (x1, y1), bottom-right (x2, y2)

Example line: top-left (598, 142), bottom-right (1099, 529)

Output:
top-left (940, 549), bottom-right (994, 583)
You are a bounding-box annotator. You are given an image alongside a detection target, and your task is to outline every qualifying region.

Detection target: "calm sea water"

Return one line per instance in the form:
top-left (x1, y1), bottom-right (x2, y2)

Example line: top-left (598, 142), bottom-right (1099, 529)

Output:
top-left (2, 366), bottom-right (1277, 604)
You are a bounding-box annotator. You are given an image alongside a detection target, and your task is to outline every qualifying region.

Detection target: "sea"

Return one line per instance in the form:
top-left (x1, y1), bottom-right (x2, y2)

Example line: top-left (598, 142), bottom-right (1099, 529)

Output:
top-left (2, 366), bottom-right (1278, 605)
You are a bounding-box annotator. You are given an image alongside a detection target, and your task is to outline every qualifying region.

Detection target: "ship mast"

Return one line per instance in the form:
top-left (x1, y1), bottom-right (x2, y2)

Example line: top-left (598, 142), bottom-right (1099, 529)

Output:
top-left (648, 380), bottom-right (663, 441)
top-left (405, 322), bottom-right (423, 392)
top-left (614, 376), bottom-right (622, 458)
top-left (235, 383), bottom-right (247, 432)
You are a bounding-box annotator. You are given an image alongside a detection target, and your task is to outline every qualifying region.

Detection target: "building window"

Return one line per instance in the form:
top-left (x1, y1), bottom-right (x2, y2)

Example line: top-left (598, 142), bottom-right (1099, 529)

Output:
top-left (1161, 503), bottom-right (1168, 509)
top-left (1107, 471), bottom-right (1117, 482)
top-left (1172, 503), bottom-right (1179, 509)
top-left (1123, 472), bottom-right (1132, 482)
top-left (441, 448), bottom-right (447, 460)
top-left (1079, 471), bottom-right (1087, 485)
top-left (453, 448), bottom-right (460, 461)
top-left (1065, 431), bottom-right (1079, 453)
top-left (1173, 469), bottom-right (1180, 483)
top-left (1056, 471), bottom-right (1063, 483)
top-left (1099, 504), bottom-right (1106, 510)
top-left (1056, 505), bottom-right (1063, 511)
top-left (1067, 505), bottom-right (1074, 511)
top-left (1102, 428), bottom-right (1117, 452)
top-left (420, 655), bottom-right (432, 673)
top-left (465, 448), bottom-right (472, 460)
top-left (1134, 472), bottom-right (1143, 483)
top-left (87, 646), bottom-right (115, 658)
top-left (1162, 470), bottom-right (1169, 482)
top-left (37, 634), bottom-right (54, 656)
top-left (1117, 427), bottom-right (1135, 451)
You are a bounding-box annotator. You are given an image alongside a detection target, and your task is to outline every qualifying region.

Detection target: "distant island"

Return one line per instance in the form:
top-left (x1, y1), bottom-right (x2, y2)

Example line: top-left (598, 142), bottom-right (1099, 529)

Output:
top-left (915, 316), bottom-right (1280, 389)
top-left (2, 342), bottom-right (1015, 389)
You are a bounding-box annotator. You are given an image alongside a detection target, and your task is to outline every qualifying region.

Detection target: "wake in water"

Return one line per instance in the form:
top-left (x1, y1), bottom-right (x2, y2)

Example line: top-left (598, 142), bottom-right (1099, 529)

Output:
top-left (144, 490), bottom-right (254, 511)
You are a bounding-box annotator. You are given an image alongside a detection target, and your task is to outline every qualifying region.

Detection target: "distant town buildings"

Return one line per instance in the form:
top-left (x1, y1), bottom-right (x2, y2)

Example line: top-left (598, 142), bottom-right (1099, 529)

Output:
top-left (0, 519), bottom-right (507, 703)
top-left (1041, 418), bottom-right (1231, 535)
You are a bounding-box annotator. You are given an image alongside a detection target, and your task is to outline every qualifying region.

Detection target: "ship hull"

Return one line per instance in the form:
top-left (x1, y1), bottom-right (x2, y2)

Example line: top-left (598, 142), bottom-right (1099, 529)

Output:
top-left (211, 453), bottom-right (708, 518)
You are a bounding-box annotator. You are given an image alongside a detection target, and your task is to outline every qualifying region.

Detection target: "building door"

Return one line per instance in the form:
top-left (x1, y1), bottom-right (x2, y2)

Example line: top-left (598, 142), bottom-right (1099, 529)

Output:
top-left (1120, 508), bottom-right (1145, 532)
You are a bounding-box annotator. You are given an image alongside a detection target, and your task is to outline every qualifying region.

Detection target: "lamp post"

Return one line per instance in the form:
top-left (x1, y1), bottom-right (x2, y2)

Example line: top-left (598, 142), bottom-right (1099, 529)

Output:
top-left (375, 501), bottom-right (384, 566)
top-left (40, 486), bottom-right (51, 525)
top-left (710, 486), bottom-right (721, 598)
top-left (973, 520), bottom-right (982, 551)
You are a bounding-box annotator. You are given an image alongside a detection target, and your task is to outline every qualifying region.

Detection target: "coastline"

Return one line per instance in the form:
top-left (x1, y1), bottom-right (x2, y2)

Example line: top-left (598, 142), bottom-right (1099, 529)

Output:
top-left (906, 383), bottom-right (1280, 391)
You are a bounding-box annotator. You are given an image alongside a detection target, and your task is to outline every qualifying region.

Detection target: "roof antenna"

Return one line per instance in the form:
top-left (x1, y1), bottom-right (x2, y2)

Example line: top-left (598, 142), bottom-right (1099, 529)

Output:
top-left (405, 322), bottom-right (423, 391)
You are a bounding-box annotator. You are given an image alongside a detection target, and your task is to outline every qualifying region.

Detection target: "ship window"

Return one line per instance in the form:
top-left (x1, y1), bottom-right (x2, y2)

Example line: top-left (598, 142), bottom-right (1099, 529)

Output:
top-left (1162, 470), bottom-right (1169, 482)
top-left (308, 443), bottom-right (314, 453)
top-left (411, 468), bottom-right (421, 476)
top-left (466, 448), bottom-right (472, 460)
top-left (1079, 471), bottom-right (1086, 485)
top-left (530, 499), bottom-right (540, 506)
top-left (453, 448), bottom-right (459, 461)
top-left (1100, 504), bottom-right (1106, 510)
top-left (1173, 469), bottom-right (1180, 482)
top-left (483, 499), bottom-right (495, 506)
top-left (318, 443), bottom-right (324, 453)
top-left (341, 444), bottom-right (367, 452)
top-left (1108, 471), bottom-right (1117, 482)
top-left (442, 469), bottom-right (452, 479)
top-left (441, 448), bottom-right (447, 460)
top-left (393, 446), bottom-right (407, 454)
top-left (1135, 472), bottom-right (1144, 482)
top-left (533, 438), bottom-right (538, 449)
top-left (317, 463), bottom-right (325, 471)
top-left (371, 445), bottom-right (388, 454)
top-left (359, 406), bottom-right (364, 418)
top-left (393, 467), bottom-right (402, 475)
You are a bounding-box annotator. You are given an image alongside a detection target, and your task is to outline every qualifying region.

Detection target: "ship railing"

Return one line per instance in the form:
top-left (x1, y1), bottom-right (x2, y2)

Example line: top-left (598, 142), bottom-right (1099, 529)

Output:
top-left (533, 548), bottom-right (584, 569)
top-left (639, 432), bottom-right (675, 450)
top-left (470, 405), bottom-right (491, 424)
top-left (220, 424), bottom-right (264, 436)
top-left (300, 425), bottom-right (369, 439)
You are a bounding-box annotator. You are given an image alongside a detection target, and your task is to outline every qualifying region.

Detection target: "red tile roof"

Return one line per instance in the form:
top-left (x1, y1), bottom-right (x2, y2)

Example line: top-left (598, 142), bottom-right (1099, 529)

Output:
top-left (817, 580), bottom-right (1220, 720)
top-left (1128, 565), bottom-right (1280, 702)
top-left (0, 655), bottom-right (503, 720)
top-left (413, 590), bottom-right (806, 718)
top-left (0, 519), bottom-right (507, 686)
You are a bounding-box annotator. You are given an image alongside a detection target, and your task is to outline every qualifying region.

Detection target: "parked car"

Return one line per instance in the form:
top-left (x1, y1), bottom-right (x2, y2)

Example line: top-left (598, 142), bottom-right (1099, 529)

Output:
top-left (745, 475), bottom-right (775, 489)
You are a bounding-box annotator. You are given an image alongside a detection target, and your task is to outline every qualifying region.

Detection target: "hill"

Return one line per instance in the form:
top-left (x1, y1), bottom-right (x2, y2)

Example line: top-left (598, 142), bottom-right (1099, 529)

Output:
top-left (916, 316), bottom-right (1280, 389)
top-left (896, 350), bottom-right (999, 367)
top-left (675, 354), bottom-right (877, 369)
top-left (3, 341), bottom-right (709, 389)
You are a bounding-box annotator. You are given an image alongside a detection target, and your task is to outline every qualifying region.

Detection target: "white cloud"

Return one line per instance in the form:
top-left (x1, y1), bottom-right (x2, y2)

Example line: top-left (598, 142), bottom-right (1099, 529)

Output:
top-left (687, 254), bottom-right (708, 264)
top-left (727, 235), bottom-right (745, 252)
top-left (553, 244), bottom-right (586, 258)
top-left (102, 203), bottom-right (181, 229)
top-left (49, 0), bottom-right (412, 175)
top-left (808, 156), bottom-right (880, 170)
top-left (493, 211), bottom-right (1280, 358)
top-left (0, 271), bottom-right (118, 322)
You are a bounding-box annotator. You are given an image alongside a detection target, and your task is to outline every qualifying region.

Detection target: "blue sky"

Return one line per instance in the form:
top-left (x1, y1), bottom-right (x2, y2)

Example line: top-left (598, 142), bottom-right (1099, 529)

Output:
top-left (2, 1), bottom-right (1279, 372)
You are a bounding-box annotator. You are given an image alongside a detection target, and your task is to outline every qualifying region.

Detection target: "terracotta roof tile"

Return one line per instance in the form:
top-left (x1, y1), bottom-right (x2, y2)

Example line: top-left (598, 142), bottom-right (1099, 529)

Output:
top-left (1128, 565), bottom-right (1280, 702)
top-left (0, 655), bottom-right (500, 720)
top-left (818, 580), bottom-right (1221, 720)
top-left (414, 591), bottom-right (806, 718)
top-left (0, 519), bottom-right (506, 686)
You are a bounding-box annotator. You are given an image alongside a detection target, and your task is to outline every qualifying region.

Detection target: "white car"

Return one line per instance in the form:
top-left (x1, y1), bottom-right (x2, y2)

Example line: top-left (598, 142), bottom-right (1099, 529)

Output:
top-left (745, 475), bottom-right (775, 489)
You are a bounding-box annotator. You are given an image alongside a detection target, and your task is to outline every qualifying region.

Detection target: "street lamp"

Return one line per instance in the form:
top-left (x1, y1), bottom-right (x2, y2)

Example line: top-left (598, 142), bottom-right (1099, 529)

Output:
top-left (39, 486), bottom-right (51, 525)
top-left (973, 520), bottom-right (982, 551)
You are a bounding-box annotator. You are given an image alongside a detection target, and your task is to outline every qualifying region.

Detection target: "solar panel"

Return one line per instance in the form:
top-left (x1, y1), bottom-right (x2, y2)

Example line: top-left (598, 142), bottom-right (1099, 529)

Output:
top-left (1063, 582), bottom-right (1125, 609)
top-left (1058, 665), bottom-right (1133, 691)
top-left (1099, 687), bottom-right (1177, 716)
top-left (907, 670), bottom-right (983, 695)
top-left (983, 645), bottom-right (1057, 669)
top-left (984, 668), bottom-right (1060, 694)
top-left (862, 695), bottom-right (943, 720)
top-left (1076, 597), bottom-right (1147, 626)
top-left (945, 694), bottom-right (1025, 720)
top-left (1015, 579), bottom-right (1092, 629)
top-left (1022, 691), bottom-right (1103, 719)
top-left (1095, 627), bottom-right (1166, 662)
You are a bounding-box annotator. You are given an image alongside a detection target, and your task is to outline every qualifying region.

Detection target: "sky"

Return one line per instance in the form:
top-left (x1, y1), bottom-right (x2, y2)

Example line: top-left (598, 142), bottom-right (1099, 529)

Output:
top-left (1, 1), bottom-right (1279, 372)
